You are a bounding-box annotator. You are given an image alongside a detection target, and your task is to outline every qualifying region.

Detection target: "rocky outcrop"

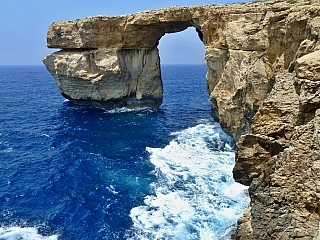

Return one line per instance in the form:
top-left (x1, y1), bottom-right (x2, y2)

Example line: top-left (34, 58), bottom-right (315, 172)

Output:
top-left (43, 0), bottom-right (320, 239)
top-left (43, 48), bottom-right (162, 108)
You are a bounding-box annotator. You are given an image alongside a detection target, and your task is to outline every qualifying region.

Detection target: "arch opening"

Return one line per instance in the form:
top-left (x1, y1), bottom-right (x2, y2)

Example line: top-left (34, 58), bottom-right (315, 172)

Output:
top-left (156, 26), bottom-right (209, 121)
top-left (158, 26), bottom-right (205, 65)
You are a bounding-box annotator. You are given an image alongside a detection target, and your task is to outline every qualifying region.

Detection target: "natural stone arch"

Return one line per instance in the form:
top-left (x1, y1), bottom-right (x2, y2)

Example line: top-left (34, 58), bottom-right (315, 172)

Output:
top-left (42, 4), bottom-right (278, 140)
top-left (43, 2), bottom-right (320, 240)
top-left (43, 14), bottom-right (205, 109)
top-left (44, 3), bottom-right (295, 141)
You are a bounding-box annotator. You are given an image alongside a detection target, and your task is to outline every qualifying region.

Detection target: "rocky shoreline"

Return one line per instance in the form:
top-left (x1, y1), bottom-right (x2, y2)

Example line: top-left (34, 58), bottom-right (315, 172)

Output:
top-left (43, 0), bottom-right (320, 238)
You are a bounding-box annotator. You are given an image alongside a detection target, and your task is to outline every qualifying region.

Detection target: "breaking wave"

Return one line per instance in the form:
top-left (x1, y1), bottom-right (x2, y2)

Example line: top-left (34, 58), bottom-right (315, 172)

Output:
top-left (128, 123), bottom-right (249, 239)
top-left (0, 226), bottom-right (58, 240)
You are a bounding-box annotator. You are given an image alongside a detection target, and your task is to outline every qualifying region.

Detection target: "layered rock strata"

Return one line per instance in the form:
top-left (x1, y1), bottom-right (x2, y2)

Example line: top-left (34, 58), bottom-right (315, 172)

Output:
top-left (43, 0), bottom-right (320, 239)
top-left (44, 48), bottom-right (162, 108)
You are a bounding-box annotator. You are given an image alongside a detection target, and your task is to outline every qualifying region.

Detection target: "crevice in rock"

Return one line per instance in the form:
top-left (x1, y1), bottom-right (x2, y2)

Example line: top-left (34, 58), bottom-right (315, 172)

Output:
top-left (58, 48), bottom-right (98, 52)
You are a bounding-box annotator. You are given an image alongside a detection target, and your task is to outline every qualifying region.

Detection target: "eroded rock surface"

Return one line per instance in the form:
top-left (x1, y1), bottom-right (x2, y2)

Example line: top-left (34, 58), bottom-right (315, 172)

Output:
top-left (43, 0), bottom-right (320, 239)
top-left (43, 48), bottom-right (162, 108)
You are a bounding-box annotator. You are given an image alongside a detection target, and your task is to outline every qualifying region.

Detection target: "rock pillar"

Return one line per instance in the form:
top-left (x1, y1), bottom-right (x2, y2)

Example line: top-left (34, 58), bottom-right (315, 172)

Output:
top-left (43, 47), bottom-right (163, 108)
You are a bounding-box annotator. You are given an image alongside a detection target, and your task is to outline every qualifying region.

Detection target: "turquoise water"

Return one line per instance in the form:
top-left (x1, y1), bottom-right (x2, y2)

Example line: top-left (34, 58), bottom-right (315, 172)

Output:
top-left (0, 65), bottom-right (248, 239)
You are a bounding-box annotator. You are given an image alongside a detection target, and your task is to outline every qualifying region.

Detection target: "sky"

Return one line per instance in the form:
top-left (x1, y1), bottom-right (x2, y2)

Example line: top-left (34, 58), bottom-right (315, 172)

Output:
top-left (0, 0), bottom-right (242, 65)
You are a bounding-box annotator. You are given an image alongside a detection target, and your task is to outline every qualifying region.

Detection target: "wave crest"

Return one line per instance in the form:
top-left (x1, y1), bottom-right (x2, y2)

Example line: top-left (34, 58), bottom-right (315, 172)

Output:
top-left (128, 123), bottom-right (249, 240)
top-left (0, 227), bottom-right (58, 240)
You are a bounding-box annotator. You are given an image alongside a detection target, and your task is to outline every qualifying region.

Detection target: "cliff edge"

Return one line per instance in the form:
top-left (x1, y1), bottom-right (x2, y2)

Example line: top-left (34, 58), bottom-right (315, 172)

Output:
top-left (43, 0), bottom-right (320, 239)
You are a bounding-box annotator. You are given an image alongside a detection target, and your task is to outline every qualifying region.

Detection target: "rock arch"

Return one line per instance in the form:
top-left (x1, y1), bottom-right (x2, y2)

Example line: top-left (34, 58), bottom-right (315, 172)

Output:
top-left (43, 2), bottom-right (320, 239)
top-left (43, 4), bottom-right (275, 140)
top-left (43, 12), bottom-right (205, 110)
top-left (42, 0), bottom-right (320, 147)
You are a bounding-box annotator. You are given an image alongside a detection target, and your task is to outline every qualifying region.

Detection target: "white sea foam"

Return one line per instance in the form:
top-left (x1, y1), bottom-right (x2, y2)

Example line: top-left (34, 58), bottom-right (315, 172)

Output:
top-left (0, 227), bottom-right (58, 240)
top-left (128, 123), bottom-right (249, 240)
top-left (104, 107), bottom-right (151, 114)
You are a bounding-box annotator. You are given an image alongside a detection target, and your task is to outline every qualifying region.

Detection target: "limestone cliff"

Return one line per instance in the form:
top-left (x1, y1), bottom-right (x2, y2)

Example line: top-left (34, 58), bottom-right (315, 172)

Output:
top-left (43, 0), bottom-right (320, 239)
top-left (43, 48), bottom-right (162, 108)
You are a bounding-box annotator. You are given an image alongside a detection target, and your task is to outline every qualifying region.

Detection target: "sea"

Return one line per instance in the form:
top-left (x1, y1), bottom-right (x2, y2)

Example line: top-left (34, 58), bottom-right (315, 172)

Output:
top-left (0, 64), bottom-right (249, 240)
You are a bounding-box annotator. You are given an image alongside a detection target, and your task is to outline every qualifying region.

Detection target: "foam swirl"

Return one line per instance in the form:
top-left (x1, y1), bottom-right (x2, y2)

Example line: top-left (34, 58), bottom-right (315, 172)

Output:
top-left (128, 123), bottom-right (249, 239)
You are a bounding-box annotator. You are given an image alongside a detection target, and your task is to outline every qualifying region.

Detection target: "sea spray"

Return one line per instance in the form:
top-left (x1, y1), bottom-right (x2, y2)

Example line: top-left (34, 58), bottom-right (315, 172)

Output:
top-left (0, 227), bottom-right (58, 240)
top-left (128, 123), bottom-right (249, 240)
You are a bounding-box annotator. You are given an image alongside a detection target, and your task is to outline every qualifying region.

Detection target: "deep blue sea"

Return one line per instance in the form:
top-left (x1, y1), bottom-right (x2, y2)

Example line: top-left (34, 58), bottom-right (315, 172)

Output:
top-left (0, 65), bottom-right (248, 240)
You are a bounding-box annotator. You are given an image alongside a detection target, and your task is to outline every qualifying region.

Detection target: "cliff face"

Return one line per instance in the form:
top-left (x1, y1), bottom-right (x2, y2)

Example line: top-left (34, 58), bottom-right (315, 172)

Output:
top-left (43, 0), bottom-right (320, 239)
top-left (44, 48), bottom-right (163, 108)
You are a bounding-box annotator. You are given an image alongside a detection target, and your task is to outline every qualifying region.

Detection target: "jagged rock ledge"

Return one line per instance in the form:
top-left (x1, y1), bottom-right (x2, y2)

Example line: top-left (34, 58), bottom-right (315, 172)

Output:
top-left (43, 0), bottom-right (320, 239)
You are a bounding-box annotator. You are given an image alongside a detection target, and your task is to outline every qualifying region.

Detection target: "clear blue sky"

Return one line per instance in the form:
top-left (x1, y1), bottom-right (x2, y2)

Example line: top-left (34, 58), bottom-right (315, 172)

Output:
top-left (0, 0), bottom-right (242, 65)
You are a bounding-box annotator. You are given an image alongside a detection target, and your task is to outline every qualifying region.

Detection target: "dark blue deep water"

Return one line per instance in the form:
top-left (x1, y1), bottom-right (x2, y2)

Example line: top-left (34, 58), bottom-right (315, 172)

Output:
top-left (0, 65), bottom-right (248, 239)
